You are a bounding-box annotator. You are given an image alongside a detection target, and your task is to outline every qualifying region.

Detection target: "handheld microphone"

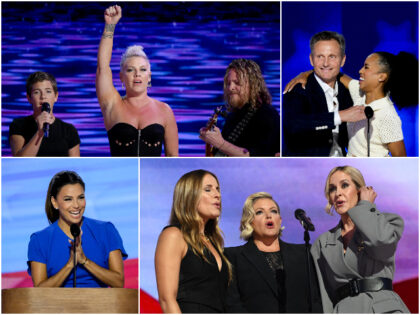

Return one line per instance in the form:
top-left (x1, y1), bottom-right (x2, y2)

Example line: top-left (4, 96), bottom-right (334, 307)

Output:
top-left (41, 102), bottom-right (51, 138)
top-left (364, 106), bottom-right (374, 156)
top-left (70, 224), bottom-right (80, 288)
top-left (294, 209), bottom-right (315, 231)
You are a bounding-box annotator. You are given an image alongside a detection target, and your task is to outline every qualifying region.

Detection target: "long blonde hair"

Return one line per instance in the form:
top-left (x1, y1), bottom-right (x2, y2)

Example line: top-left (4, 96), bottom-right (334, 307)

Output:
top-left (169, 169), bottom-right (232, 280)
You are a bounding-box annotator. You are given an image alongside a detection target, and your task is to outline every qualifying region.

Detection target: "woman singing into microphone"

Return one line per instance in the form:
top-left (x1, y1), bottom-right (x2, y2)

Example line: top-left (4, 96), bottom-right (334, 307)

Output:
top-left (9, 71), bottom-right (80, 157)
top-left (27, 171), bottom-right (126, 287)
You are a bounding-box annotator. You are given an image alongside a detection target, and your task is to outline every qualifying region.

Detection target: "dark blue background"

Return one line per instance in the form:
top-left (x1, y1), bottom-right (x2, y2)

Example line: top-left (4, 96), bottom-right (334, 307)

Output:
top-left (282, 2), bottom-right (418, 156)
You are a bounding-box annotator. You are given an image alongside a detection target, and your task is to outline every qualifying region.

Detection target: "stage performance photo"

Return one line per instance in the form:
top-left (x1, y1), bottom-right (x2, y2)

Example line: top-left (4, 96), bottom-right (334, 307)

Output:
top-left (139, 158), bottom-right (418, 313)
top-left (282, 2), bottom-right (418, 157)
top-left (1, 2), bottom-right (279, 157)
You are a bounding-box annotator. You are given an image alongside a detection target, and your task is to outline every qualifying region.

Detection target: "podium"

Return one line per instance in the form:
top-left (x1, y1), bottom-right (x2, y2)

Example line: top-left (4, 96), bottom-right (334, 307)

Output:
top-left (2, 288), bottom-right (138, 313)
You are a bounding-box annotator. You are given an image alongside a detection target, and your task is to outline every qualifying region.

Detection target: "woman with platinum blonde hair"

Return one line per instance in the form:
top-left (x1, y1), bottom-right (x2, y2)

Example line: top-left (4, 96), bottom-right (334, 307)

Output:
top-left (311, 166), bottom-right (409, 313)
top-left (96, 5), bottom-right (178, 156)
top-left (225, 192), bottom-right (322, 313)
top-left (155, 170), bottom-right (231, 313)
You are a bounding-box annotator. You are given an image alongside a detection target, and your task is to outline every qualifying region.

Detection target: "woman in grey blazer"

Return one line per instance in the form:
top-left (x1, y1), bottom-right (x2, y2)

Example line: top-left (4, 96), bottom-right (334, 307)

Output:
top-left (311, 165), bottom-right (409, 313)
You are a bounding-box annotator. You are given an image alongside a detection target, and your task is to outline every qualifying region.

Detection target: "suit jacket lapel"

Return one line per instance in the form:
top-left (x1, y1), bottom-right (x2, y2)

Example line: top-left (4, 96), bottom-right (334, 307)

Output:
top-left (307, 73), bottom-right (329, 114)
top-left (242, 239), bottom-right (278, 297)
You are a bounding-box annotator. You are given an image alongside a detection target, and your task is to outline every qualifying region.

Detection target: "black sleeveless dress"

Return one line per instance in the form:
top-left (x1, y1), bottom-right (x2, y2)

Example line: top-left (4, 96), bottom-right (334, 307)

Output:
top-left (107, 122), bottom-right (164, 156)
top-left (164, 226), bottom-right (229, 313)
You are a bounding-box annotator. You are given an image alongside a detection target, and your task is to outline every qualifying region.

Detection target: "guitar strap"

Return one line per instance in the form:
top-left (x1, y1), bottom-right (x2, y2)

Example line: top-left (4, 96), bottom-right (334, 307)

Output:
top-left (225, 104), bottom-right (257, 144)
top-left (214, 104), bottom-right (257, 157)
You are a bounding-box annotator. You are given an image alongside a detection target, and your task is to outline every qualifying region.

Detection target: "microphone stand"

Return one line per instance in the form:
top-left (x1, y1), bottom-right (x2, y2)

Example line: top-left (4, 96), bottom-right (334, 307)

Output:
top-left (70, 223), bottom-right (80, 288)
top-left (367, 118), bottom-right (371, 157)
top-left (73, 238), bottom-right (77, 288)
top-left (364, 106), bottom-right (373, 157)
top-left (304, 227), bottom-right (313, 313)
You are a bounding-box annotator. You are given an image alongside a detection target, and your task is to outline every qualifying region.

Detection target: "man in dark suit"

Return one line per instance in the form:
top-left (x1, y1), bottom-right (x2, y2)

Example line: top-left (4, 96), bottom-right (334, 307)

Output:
top-left (282, 31), bottom-right (365, 156)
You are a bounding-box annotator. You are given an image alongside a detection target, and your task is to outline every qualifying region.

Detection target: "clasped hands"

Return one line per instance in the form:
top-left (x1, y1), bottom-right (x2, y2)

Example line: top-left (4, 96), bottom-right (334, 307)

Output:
top-left (68, 230), bottom-right (87, 266)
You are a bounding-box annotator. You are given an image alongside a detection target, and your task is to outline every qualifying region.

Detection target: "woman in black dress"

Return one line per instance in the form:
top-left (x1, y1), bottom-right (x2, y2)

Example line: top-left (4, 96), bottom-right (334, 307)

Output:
top-left (155, 170), bottom-right (231, 313)
top-left (96, 5), bottom-right (178, 156)
top-left (225, 192), bottom-right (322, 313)
top-left (9, 71), bottom-right (80, 156)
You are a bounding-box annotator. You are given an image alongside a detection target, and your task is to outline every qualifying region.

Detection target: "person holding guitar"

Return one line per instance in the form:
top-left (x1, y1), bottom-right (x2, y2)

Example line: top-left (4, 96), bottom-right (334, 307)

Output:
top-left (199, 59), bottom-right (280, 157)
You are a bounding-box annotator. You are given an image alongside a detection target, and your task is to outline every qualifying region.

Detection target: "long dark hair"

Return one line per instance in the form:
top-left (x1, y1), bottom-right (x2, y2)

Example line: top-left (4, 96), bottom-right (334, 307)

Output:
top-left (45, 171), bottom-right (85, 224)
top-left (375, 51), bottom-right (418, 108)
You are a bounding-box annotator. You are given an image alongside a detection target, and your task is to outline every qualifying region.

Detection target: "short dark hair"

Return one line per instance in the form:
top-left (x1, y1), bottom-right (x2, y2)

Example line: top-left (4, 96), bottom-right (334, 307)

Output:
top-left (374, 51), bottom-right (418, 107)
top-left (310, 31), bottom-right (346, 56)
top-left (45, 171), bottom-right (85, 224)
top-left (26, 71), bottom-right (58, 95)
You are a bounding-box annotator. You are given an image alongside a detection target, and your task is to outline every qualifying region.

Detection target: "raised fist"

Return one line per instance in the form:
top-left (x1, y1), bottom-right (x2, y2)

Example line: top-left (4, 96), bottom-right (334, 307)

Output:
top-left (104, 5), bottom-right (122, 25)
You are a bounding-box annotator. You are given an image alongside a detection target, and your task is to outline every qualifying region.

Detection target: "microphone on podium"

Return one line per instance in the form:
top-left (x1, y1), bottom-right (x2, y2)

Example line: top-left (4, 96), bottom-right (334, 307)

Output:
top-left (70, 224), bottom-right (80, 288)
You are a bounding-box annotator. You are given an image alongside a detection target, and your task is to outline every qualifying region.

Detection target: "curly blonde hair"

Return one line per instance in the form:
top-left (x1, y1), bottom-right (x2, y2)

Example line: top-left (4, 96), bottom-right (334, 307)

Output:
top-left (169, 169), bottom-right (232, 281)
top-left (223, 59), bottom-right (272, 110)
top-left (324, 166), bottom-right (366, 214)
top-left (240, 192), bottom-right (282, 240)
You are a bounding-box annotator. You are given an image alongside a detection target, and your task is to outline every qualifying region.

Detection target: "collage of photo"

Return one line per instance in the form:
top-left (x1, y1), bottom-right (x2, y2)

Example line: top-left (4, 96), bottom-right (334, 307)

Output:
top-left (1, 1), bottom-right (418, 314)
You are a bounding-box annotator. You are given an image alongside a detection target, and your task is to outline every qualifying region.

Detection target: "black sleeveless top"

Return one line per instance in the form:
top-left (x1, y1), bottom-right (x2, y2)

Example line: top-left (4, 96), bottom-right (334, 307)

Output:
top-left (107, 122), bottom-right (164, 157)
top-left (164, 226), bottom-right (229, 313)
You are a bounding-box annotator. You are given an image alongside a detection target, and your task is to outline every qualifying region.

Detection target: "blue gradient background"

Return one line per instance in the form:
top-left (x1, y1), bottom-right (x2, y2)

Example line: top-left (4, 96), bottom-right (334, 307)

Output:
top-left (1, 158), bottom-right (139, 274)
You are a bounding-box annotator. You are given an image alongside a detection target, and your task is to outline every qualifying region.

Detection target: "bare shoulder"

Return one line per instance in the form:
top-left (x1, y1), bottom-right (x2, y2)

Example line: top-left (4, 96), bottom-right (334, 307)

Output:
top-left (158, 226), bottom-right (185, 245)
top-left (152, 98), bottom-right (174, 115)
top-left (157, 226), bottom-right (187, 257)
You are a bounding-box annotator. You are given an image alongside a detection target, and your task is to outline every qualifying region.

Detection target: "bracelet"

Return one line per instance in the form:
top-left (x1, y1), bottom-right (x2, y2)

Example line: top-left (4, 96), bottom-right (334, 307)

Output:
top-left (81, 258), bottom-right (88, 266)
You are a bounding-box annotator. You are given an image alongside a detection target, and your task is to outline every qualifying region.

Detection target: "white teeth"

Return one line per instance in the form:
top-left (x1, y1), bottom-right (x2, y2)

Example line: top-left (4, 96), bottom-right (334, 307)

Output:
top-left (359, 77), bottom-right (364, 81)
top-left (70, 211), bottom-right (80, 215)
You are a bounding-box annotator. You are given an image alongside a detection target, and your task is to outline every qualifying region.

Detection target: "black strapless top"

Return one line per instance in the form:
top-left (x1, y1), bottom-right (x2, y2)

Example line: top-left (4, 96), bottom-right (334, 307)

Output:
top-left (107, 122), bottom-right (164, 157)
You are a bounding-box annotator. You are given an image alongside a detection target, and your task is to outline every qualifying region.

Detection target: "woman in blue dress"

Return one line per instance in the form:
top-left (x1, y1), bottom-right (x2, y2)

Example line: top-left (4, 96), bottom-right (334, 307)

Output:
top-left (28, 170), bottom-right (127, 287)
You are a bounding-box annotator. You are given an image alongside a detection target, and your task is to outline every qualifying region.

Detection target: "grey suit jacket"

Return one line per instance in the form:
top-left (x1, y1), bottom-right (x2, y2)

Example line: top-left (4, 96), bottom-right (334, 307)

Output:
top-left (311, 200), bottom-right (410, 313)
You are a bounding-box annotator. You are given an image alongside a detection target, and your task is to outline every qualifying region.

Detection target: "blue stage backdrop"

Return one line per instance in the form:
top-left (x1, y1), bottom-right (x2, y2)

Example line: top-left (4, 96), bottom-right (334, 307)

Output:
top-left (282, 2), bottom-right (419, 156)
top-left (1, 2), bottom-right (280, 156)
top-left (139, 158), bottom-right (418, 299)
top-left (1, 158), bottom-right (139, 274)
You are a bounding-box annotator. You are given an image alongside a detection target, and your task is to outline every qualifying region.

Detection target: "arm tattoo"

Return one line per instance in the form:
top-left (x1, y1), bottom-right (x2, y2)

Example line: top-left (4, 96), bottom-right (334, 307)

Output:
top-left (104, 24), bottom-right (116, 33)
top-left (102, 33), bottom-right (113, 39)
